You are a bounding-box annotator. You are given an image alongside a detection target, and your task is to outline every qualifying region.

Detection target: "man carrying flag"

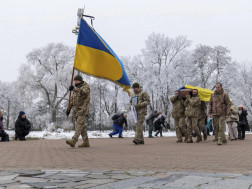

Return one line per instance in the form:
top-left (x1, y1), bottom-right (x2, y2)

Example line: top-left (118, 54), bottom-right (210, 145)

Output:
top-left (65, 15), bottom-right (131, 147)
top-left (66, 75), bottom-right (90, 148)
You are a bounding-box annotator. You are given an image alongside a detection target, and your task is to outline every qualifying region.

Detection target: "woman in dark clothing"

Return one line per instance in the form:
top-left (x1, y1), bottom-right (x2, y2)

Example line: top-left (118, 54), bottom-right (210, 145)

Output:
top-left (15, 111), bottom-right (31, 141)
top-left (109, 113), bottom-right (128, 138)
top-left (154, 115), bottom-right (167, 137)
top-left (238, 105), bottom-right (248, 140)
top-left (0, 110), bottom-right (9, 142)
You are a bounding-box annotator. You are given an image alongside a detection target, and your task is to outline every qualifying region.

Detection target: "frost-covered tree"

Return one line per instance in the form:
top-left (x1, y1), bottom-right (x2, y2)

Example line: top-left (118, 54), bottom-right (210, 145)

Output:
top-left (17, 43), bottom-right (74, 127)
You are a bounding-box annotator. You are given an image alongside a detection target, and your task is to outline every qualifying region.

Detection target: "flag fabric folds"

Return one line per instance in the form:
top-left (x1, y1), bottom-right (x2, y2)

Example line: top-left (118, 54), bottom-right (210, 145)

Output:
top-left (184, 85), bottom-right (214, 101)
top-left (74, 18), bottom-right (131, 95)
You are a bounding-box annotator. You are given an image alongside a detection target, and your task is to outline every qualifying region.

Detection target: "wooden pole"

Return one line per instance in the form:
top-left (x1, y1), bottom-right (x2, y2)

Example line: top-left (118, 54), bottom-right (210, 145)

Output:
top-left (67, 67), bottom-right (75, 117)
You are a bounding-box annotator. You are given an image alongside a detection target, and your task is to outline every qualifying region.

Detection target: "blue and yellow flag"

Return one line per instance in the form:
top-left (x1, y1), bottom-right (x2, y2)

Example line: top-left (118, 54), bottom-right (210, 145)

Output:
top-left (74, 18), bottom-right (131, 95)
top-left (184, 85), bottom-right (214, 101)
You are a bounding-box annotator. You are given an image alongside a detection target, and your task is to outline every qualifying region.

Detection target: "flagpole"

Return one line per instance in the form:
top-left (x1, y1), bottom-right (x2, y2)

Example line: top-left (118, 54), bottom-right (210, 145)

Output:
top-left (67, 67), bottom-right (75, 117)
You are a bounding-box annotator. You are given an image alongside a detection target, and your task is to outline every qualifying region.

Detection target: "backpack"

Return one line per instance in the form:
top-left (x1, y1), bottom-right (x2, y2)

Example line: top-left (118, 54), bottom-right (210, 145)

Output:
top-left (112, 114), bottom-right (121, 121)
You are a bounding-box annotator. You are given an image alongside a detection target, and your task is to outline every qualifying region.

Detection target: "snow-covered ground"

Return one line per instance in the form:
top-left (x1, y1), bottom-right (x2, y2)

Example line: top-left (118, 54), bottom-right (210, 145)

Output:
top-left (5, 130), bottom-right (252, 140)
top-left (5, 130), bottom-right (177, 140)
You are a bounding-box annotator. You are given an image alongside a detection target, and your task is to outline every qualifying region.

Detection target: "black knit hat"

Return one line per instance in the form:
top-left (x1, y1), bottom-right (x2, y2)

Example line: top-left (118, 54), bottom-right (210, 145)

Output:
top-left (74, 75), bottom-right (83, 81)
top-left (132, 83), bottom-right (140, 88)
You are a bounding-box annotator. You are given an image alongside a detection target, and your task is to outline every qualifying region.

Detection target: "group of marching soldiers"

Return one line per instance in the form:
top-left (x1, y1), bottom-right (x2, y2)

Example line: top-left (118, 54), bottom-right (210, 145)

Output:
top-left (170, 84), bottom-right (230, 145)
top-left (65, 75), bottom-right (230, 148)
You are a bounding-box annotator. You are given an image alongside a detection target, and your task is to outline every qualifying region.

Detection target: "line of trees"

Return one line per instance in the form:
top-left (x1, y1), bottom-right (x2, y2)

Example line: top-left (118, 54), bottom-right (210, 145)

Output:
top-left (0, 33), bottom-right (251, 131)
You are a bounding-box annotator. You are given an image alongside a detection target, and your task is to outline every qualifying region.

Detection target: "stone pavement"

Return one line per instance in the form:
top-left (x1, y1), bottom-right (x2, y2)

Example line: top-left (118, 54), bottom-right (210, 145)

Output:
top-left (0, 135), bottom-right (252, 188)
top-left (0, 169), bottom-right (252, 189)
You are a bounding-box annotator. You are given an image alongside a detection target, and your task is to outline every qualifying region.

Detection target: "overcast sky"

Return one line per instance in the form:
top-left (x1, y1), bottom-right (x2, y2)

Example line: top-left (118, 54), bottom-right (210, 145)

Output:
top-left (0, 0), bottom-right (252, 82)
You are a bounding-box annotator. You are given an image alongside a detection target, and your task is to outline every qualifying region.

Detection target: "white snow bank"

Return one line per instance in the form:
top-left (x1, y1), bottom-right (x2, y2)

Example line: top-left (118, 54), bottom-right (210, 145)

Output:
top-left (5, 130), bottom-right (252, 140)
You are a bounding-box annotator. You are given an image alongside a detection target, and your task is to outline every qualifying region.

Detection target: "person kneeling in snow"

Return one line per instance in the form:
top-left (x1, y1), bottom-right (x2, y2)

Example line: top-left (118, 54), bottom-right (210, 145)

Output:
top-left (0, 110), bottom-right (9, 142)
top-left (109, 113), bottom-right (128, 138)
top-left (15, 111), bottom-right (31, 141)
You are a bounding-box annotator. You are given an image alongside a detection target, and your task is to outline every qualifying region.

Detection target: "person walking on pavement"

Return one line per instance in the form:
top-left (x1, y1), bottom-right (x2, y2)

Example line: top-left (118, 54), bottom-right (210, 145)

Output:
top-left (146, 110), bottom-right (161, 138)
top-left (184, 89), bottom-right (202, 143)
top-left (109, 113), bottom-right (128, 138)
top-left (130, 83), bottom-right (150, 145)
top-left (66, 75), bottom-right (91, 148)
top-left (208, 83), bottom-right (230, 145)
top-left (170, 90), bottom-right (188, 143)
top-left (226, 100), bottom-right (239, 140)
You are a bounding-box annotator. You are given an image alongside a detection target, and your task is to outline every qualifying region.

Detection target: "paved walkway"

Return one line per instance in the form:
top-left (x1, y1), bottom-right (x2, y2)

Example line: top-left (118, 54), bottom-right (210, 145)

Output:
top-left (0, 135), bottom-right (252, 188)
top-left (0, 169), bottom-right (252, 189)
top-left (1, 135), bottom-right (252, 173)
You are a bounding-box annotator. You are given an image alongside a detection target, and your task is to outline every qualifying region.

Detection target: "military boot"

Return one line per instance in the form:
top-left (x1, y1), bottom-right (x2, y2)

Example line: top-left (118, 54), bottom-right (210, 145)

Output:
top-left (217, 137), bottom-right (222, 145)
top-left (176, 138), bottom-right (183, 143)
top-left (212, 136), bottom-right (218, 142)
top-left (187, 136), bottom-right (193, 143)
top-left (78, 142), bottom-right (90, 148)
top-left (184, 136), bottom-right (188, 143)
top-left (203, 134), bottom-right (207, 140)
top-left (66, 139), bottom-right (76, 148)
top-left (196, 134), bottom-right (202, 143)
top-left (133, 139), bottom-right (139, 145)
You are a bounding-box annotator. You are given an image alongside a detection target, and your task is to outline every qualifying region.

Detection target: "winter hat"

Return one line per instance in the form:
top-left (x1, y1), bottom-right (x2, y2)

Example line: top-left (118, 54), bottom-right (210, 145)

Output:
top-left (238, 105), bottom-right (243, 108)
top-left (19, 111), bottom-right (26, 117)
top-left (74, 75), bottom-right (83, 81)
top-left (132, 83), bottom-right (140, 88)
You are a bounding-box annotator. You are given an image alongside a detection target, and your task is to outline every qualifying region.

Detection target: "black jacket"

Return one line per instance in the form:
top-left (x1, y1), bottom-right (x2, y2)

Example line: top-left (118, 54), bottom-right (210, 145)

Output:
top-left (146, 110), bottom-right (159, 125)
top-left (112, 113), bottom-right (128, 128)
top-left (15, 116), bottom-right (31, 135)
top-left (154, 116), bottom-right (166, 130)
top-left (238, 109), bottom-right (250, 131)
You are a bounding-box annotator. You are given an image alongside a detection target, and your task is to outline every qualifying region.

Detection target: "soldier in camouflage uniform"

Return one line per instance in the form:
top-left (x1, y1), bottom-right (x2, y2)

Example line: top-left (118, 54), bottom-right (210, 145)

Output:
top-left (198, 101), bottom-right (208, 140)
top-left (184, 89), bottom-right (202, 143)
top-left (130, 83), bottom-right (150, 145)
top-left (66, 75), bottom-right (90, 148)
top-left (208, 83), bottom-right (230, 145)
top-left (170, 90), bottom-right (188, 143)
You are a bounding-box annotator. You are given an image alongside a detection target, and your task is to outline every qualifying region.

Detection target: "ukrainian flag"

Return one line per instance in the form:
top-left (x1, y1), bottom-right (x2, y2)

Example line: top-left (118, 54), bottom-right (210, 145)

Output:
top-left (184, 85), bottom-right (214, 101)
top-left (74, 18), bottom-right (131, 95)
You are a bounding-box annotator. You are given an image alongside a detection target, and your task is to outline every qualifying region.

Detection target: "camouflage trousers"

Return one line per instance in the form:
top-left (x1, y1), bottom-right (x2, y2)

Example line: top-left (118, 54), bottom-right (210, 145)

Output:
top-left (135, 113), bottom-right (145, 142)
top-left (185, 117), bottom-right (200, 137)
top-left (213, 115), bottom-right (226, 142)
top-left (174, 117), bottom-right (187, 139)
top-left (198, 117), bottom-right (207, 135)
top-left (72, 115), bottom-right (89, 144)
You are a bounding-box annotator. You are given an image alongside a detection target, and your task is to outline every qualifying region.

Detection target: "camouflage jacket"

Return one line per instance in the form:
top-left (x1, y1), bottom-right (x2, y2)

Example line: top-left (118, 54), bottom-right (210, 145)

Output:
top-left (170, 95), bottom-right (185, 118)
top-left (226, 102), bottom-right (239, 122)
top-left (70, 81), bottom-right (90, 117)
top-left (184, 94), bottom-right (201, 118)
top-left (130, 88), bottom-right (150, 115)
top-left (199, 101), bottom-right (207, 119)
top-left (208, 88), bottom-right (230, 116)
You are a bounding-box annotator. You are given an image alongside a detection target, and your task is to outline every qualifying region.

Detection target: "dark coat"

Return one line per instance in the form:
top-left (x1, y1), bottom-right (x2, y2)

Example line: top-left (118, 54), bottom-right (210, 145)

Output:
top-left (15, 116), bottom-right (31, 136)
top-left (154, 116), bottom-right (166, 130)
top-left (112, 113), bottom-right (128, 128)
top-left (0, 117), bottom-right (4, 133)
top-left (146, 110), bottom-right (159, 125)
top-left (238, 109), bottom-right (250, 131)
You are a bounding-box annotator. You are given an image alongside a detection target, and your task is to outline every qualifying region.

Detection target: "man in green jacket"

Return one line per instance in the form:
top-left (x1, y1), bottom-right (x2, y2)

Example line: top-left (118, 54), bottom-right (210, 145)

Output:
top-left (170, 90), bottom-right (188, 142)
top-left (184, 89), bottom-right (202, 143)
top-left (130, 83), bottom-right (150, 145)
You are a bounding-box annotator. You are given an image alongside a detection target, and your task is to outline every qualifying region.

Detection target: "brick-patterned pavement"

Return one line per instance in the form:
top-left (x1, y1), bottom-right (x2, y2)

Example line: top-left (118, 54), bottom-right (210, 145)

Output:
top-left (1, 135), bottom-right (252, 173)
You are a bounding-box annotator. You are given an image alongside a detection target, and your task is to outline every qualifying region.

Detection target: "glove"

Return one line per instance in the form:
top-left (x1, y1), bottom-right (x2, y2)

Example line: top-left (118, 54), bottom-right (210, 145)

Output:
top-left (66, 110), bottom-right (70, 116)
top-left (69, 85), bottom-right (74, 91)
